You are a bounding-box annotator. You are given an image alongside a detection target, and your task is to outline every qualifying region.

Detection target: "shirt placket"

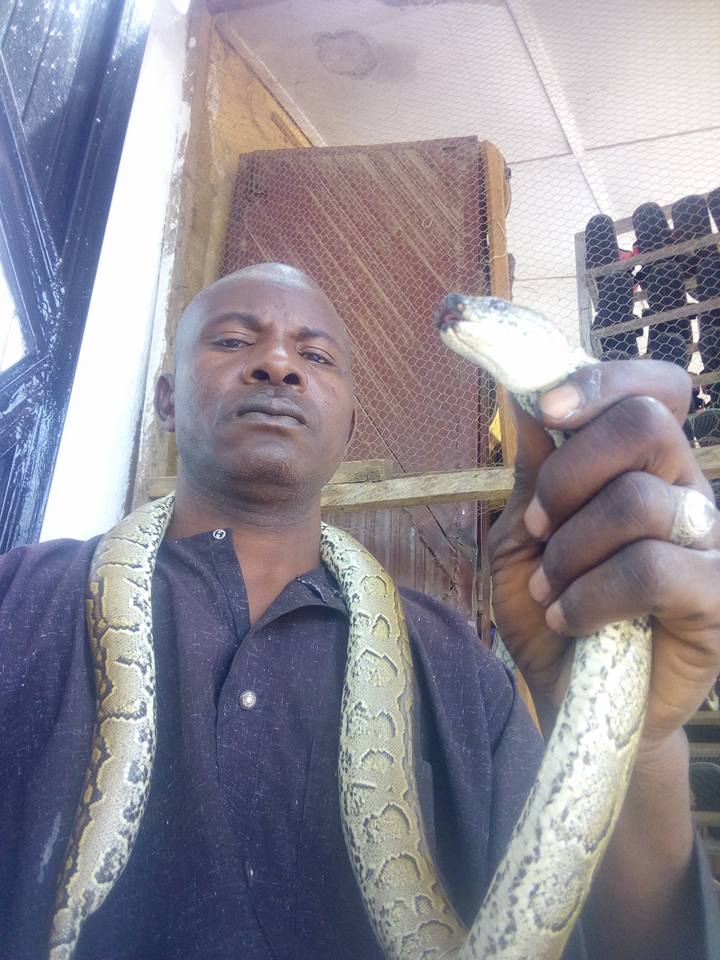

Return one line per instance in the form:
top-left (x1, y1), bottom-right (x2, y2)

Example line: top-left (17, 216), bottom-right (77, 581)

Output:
top-left (211, 535), bottom-right (348, 957)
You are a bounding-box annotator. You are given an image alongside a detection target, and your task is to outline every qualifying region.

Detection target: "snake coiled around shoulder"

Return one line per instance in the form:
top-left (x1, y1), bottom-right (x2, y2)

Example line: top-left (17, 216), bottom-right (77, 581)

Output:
top-left (49, 296), bottom-right (652, 960)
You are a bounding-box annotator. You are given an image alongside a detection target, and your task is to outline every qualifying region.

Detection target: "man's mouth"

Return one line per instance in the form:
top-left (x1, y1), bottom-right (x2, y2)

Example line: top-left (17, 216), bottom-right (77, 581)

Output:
top-left (233, 397), bottom-right (307, 426)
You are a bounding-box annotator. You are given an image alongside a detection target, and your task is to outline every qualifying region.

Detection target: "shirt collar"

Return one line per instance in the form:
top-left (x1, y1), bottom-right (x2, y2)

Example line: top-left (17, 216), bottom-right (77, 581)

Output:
top-left (162, 527), bottom-right (349, 627)
top-left (294, 564), bottom-right (348, 612)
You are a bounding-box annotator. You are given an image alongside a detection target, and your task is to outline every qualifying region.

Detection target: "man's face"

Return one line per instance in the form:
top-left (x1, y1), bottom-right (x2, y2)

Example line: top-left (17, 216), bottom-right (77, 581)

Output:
top-left (163, 267), bottom-right (355, 499)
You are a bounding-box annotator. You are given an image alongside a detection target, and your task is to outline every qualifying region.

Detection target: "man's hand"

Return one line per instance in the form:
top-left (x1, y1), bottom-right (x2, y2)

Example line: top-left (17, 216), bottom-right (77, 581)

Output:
top-left (489, 359), bottom-right (720, 956)
top-left (488, 358), bottom-right (720, 749)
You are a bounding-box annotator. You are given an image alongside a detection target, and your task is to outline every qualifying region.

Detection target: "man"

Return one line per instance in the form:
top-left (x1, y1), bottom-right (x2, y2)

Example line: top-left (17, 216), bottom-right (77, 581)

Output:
top-left (1, 262), bottom-right (719, 959)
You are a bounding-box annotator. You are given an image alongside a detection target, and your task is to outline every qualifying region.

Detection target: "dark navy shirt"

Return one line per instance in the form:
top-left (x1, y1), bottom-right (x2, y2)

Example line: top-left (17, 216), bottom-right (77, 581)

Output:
top-left (0, 529), bottom-right (717, 959)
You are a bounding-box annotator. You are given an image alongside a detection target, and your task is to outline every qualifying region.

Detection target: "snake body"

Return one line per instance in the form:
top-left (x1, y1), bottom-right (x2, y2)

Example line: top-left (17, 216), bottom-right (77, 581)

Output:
top-left (50, 296), bottom-right (652, 960)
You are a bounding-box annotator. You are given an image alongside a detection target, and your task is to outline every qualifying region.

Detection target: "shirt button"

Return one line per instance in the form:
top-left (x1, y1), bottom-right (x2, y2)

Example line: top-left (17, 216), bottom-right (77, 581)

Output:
top-left (212, 529), bottom-right (226, 540)
top-left (240, 689), bottom-right (257, 710)
top-left (245, 861), bottom-right (254, 886)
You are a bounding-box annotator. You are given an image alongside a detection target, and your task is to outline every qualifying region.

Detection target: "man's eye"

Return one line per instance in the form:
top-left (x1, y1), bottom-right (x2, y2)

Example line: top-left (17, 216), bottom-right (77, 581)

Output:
top-left (304, 350), bottom-right (332, 364)
top-left (215, 337), bottom-right (250, 348)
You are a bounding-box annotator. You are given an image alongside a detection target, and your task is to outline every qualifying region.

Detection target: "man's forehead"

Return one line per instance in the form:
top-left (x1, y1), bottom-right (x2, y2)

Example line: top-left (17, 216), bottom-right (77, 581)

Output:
top-left (186, 270), bottom-right (341, 330)
top-left (174, 266), bottom-right (352, 367)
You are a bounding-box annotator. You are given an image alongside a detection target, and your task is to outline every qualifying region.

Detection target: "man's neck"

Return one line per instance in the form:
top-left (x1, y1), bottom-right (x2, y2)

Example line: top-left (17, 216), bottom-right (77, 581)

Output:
top-left (168, 477), bottom-right (323, 624)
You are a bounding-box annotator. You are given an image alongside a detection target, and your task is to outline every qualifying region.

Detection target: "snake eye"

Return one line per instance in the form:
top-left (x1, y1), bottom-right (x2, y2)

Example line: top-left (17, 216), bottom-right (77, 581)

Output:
top-left (434, 293), bottom-right (466, 330)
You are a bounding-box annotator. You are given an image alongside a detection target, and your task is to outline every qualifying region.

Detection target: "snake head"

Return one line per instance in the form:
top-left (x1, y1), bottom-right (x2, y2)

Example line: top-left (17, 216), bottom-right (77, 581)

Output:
top-left (434, 293), bottom-right (595, 394)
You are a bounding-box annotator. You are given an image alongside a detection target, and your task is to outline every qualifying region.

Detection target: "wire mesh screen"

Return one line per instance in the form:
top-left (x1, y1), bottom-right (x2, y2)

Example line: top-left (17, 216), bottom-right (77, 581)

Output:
top-left (221, 139), bottom-right (491, 474)
top-left (207, 0), bottom-right (720, 618)
top-left (219, 138), bottom-right (494, 619)
top-left (583, 195), bottom-right (720, 409)
top-left (215, 0), bottom-right (720, 356)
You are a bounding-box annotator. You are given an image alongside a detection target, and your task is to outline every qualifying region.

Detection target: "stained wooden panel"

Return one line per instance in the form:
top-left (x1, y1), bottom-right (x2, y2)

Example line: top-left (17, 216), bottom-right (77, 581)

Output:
top-left (222, 137), bottom-right (492, 618)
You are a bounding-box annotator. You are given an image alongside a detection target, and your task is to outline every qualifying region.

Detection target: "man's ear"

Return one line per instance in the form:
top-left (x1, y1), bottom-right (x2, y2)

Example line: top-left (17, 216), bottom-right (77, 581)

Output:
top-left (155, 374), bottom-right (176, 433)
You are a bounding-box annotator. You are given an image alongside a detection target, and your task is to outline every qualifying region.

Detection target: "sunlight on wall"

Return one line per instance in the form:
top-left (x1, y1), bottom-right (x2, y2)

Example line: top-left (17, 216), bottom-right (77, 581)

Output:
top-left (40, 0), bottom-right (190, 541)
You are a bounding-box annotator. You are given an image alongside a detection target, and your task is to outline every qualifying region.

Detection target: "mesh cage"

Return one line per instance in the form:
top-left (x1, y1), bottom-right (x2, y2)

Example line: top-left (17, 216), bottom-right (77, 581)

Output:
top-left (214, 0), bottom-right (720, 349)
top-left (204, 0), bottom-right (720, 621)
top-left (219, 139), bottom-right (496, 620)
top-left (582, 193), bottom-right (720, 410)
top-left (220, 139), bottom-right (492, 476)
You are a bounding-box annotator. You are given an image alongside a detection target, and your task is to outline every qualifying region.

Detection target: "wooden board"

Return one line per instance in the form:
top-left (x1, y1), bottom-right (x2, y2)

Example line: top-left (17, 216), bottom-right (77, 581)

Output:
top-left (482, 141), bottom-right (517, 467)
top-left (147, 441), bottom-right (720, 509)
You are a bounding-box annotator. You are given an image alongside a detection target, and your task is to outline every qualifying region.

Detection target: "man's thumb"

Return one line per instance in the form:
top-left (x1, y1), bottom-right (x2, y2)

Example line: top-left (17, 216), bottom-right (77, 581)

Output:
top-left (508, 398), bottom-right (554, 509)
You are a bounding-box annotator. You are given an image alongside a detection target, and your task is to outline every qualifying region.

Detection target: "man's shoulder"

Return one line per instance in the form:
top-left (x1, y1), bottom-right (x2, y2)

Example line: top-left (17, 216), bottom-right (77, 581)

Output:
top-left (398, 584), bottom-right (488, 649)
top-left (0, 535), bottom-right (101, 600)
top-left (396, 585), bottom-right (539, 762)
top-left (397, 584), bottom-right (509, 684)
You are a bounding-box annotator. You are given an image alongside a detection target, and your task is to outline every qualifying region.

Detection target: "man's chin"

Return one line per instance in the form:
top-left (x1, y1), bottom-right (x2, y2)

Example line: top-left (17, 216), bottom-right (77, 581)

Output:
top-left (219, 454), bottom-right (321, 498)
top-left (179, 442), bottom-right (337, 502)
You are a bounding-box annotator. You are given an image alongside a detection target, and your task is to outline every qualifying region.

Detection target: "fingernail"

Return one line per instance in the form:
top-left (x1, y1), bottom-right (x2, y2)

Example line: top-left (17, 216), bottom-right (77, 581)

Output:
top-left (528, 566), bottom-right (551, 605)
top-left (524, 496), bottom-right (551, 539)
top-left (545, 600), bottom-right (566, 633)
top-left (539, 383), bottom-right (583, 421)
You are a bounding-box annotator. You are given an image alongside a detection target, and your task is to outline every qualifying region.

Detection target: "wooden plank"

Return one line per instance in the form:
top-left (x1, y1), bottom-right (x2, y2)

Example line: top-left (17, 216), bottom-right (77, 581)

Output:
top-left (687, 711), bottom-right (720, 726)
top-left (147, 466), bottom-right (513, 506)
top-left (693, 371), bottom-right (720, 389)
top-left (320, 467), bottom-right (513, 513)
top-left (326, 459), bottom-right (399, 484)
top-left (694, 444), bottom-right (720, 478)
top-left (690, 743), bottom-right (720, 760)
top-left (147, 444), bottom-right (720, 508)
top-left (693, 812), bottom-right (720, 826)
top-left (588, 231), bottom-right (720, 279)
top-left (592, 296), bottom-right (720, 341)
top-left (482, 141), bottom-right (517, 467)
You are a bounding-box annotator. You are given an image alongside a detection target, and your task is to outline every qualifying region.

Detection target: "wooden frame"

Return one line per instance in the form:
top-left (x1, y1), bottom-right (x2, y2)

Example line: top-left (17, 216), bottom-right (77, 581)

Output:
top-left (482, 141), bottom-right (517, 467)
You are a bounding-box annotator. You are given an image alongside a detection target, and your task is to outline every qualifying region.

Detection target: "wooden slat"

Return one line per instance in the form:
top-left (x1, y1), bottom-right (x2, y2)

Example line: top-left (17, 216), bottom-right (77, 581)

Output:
top-left (321, 467), bottom-right (513, 513)
top-left (693, 812), bottom-right (720, 826)
top-left (693, 371), bottom-right (720, 389)
top-left (326, 459), bottom-right (399, 484)
top-left (687, 711), bottom-right (720, 726)
top-left (690, 743), bottom-right (720, 760)
top-left (588, 231), bottom-right (720, 279)
top-left (147, 466), bottom-right (513, 507)
top-left (147, 443), bottom-right (720, 509)
top-left (592, 296), bottom-right (720, 341)
top-left (695, 444), bottom-right (720, 478)
top-left (482, 141), bottom-right (517, 468)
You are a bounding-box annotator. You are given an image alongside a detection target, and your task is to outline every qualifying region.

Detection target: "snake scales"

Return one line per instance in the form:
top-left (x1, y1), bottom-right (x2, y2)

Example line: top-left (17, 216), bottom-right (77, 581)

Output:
top-left (49, 296), bottom-right (652, 960)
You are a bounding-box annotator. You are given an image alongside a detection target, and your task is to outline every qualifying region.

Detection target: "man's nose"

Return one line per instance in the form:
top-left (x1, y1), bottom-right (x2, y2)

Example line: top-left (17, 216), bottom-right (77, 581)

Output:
top-left (242, 345), bottom-right (307, 388)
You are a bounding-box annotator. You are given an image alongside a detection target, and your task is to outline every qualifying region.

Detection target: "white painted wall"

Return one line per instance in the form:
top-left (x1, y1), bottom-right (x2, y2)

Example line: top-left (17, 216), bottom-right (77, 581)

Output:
top-left (40, 0), bottom-right (190, 542)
